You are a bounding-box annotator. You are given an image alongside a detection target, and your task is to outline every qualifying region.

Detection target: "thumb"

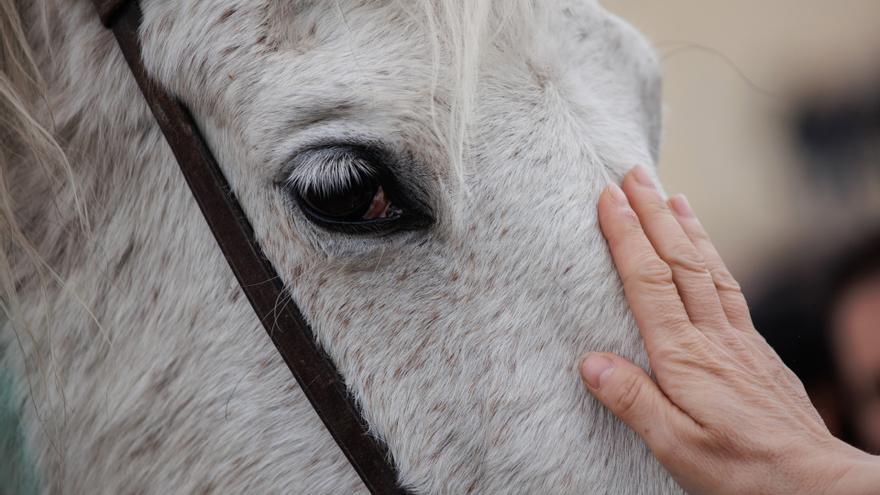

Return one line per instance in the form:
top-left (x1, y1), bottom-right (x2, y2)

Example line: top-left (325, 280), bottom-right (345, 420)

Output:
top-left (580, 353), bottom-right (688, 452)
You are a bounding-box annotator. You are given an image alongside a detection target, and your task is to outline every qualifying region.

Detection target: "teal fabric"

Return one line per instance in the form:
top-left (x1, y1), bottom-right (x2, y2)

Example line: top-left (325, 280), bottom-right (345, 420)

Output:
top-left (0, 365), bottom-right (39, 495)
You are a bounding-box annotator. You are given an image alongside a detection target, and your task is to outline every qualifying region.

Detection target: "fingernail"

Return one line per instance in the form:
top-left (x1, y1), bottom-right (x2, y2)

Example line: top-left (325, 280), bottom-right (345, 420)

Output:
top-left (631, 165), bottom-right (655, 188)
top-left (669, 194), bottom-right (694, 218)
top-left (581, 353), bottom-right (615, 390)
top-left (606, 183), bottom-right (627, 205)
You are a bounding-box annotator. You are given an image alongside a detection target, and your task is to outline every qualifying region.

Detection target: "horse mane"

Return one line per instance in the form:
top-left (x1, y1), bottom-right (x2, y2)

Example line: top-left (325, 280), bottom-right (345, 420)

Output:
top-left (417, 0), bottom-right (534, 181)
top-left (400, 0), bottom-right (537, 187)
top-left (1, 0), bottom-right (81, 334)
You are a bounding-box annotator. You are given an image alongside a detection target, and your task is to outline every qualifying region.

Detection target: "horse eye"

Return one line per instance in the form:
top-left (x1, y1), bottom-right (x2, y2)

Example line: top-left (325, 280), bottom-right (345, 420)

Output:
top-left (299, 172), bottom-right (399, 223)
top-left (284, 145), bottom-right (431, 234)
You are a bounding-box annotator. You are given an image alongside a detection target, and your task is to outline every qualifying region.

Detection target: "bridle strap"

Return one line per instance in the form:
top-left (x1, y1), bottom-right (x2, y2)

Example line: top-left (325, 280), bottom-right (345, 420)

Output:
top-left (91, 2), bottom-right (410, 493)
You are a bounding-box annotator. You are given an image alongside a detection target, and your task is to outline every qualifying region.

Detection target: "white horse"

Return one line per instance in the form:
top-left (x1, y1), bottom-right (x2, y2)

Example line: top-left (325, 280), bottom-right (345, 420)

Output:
top-left (1, 0), bottom-right (678, 492)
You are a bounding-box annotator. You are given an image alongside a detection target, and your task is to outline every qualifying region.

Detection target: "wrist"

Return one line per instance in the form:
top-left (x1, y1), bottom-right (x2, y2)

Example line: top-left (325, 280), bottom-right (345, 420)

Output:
top-left (819, 441), bottom-right (880, 495)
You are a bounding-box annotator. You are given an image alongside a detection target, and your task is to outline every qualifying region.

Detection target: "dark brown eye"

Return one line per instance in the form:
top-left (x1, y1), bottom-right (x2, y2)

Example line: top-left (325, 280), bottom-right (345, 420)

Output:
top-left (300, 172), bottom-right (393, 221)
top-left (284, 144), bottom-right (432, 234)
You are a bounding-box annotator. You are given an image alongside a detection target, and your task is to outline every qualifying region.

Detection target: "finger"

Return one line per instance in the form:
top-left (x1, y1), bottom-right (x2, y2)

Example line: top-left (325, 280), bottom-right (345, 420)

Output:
top-left (580, 352), bottom-right (698, 461)
top-left (666, 195), bottom-right (785, 366)
top-left (621, 166), bottom-right (727, 328)
top-left (666, 195), bottom-right (752, 329)
top-left (598, 184), bottom-right (694, 350)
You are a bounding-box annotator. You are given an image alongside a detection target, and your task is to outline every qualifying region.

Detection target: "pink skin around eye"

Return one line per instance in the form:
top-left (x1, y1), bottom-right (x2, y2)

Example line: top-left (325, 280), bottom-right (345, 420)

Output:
top-left (362, 185), bottom-right (393, 220)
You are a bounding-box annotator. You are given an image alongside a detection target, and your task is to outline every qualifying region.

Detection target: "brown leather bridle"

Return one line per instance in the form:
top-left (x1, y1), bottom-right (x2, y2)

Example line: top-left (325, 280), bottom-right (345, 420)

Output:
top-left (90, 1), bottom-right (411, 493)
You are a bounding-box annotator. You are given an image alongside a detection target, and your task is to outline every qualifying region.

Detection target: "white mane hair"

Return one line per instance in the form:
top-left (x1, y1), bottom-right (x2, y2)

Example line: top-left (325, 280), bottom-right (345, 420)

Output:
top-left (1, 0), bottom-right (674, 493)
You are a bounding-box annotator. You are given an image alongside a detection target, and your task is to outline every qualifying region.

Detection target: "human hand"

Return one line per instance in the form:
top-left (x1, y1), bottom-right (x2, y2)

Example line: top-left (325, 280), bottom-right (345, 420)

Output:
top-left (580, 166), bottom-right (880, 494)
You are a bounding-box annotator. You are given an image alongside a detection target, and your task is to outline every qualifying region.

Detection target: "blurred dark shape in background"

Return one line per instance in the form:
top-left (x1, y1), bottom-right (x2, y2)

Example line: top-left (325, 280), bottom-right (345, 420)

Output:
top-left (794, 72), bottom-right (880, 190)
top-left (751, 231), bottom-right (880, 454)
top-left (752, 81), bottom-right (880, 455)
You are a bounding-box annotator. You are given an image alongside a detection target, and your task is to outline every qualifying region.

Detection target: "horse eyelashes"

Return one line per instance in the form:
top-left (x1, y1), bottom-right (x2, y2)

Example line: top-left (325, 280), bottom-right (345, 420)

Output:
top-left (284, 147), bottom-right (378, 195)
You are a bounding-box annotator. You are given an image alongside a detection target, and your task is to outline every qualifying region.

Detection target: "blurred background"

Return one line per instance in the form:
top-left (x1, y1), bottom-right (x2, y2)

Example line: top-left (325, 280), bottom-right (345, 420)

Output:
top-left (606, 1), bottom-right (880, 454)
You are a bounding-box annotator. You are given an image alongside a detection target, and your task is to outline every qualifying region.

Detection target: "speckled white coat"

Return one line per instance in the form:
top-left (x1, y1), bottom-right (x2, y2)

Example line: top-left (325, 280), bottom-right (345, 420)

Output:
top-left (3, 0), bottom-right (682, 493)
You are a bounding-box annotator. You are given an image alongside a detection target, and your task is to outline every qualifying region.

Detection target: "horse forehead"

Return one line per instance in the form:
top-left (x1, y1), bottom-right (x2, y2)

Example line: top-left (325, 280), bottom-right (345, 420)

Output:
top-left (139, 0), bottom-right (658, 166)
top-left (140, 0), bottom-right (655, 89)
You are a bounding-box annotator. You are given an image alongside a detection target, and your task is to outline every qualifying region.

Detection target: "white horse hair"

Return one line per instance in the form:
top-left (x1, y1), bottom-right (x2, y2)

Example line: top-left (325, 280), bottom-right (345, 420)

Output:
top-left (1, 0), bottom-right (678, 492)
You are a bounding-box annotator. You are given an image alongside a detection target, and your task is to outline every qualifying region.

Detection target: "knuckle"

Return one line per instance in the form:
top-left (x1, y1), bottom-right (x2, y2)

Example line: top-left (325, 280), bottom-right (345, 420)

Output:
top-left (657, 332), bottom-right (708, 362)
top-left (626, 257), bottom-right (673, 288)
top-left (664, 245), bottom-right (707, 275)
top-left (611, 372), bottom-right (646, 418)
top-left (709, 267), bottom-right (742, 293)
top-left (655, 301), bottom-right (693, 331)
top-left (645, 198), bottom-right (671, 218)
